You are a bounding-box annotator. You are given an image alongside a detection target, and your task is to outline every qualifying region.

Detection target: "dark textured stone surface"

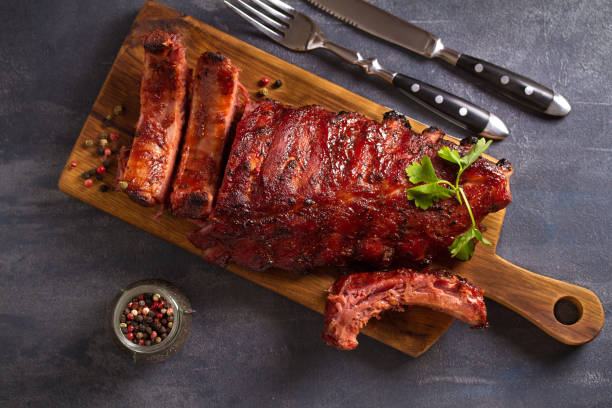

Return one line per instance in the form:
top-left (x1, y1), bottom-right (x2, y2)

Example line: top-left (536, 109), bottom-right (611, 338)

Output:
top-left (1, 0), bottom-right (610, 406)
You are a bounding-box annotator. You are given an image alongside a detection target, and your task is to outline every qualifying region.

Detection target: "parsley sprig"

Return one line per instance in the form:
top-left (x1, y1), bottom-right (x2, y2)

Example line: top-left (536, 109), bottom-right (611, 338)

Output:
top-left (405, 138), bottom-right (493, 261)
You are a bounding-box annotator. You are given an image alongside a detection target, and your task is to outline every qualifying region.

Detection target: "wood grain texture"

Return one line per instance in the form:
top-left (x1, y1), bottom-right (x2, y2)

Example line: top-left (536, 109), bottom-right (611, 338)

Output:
top-left (58, 1), bottom-right (603, 355)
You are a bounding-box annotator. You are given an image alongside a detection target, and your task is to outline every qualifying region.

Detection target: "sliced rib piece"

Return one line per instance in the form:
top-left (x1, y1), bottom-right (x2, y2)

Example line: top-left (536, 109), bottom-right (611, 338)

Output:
top-left (119, 30), bottom-right (189, 206)
top-left (170, 52), bottom-right (241, 218)
top-left (190, 100), bottom-right (512, 272)
top-left (322, 269), bottom-right (487, 350)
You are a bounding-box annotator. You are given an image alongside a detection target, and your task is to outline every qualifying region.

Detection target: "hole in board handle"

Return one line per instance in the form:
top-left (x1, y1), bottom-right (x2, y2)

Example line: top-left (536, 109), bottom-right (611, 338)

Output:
top-left (554, 296), bottom-right (583, 325)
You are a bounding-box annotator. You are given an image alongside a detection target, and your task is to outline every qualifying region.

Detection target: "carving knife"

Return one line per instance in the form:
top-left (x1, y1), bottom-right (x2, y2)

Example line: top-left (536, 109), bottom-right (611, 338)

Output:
top-left (305, 0), bottom-right (571, 116)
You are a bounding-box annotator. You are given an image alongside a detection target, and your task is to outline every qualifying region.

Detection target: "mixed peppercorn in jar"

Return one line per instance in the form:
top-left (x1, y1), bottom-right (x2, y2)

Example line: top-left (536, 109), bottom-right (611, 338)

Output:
top-left (119, 293), bottom-right (175, 346)
top-left (110, 279), bottom-right (192, 362)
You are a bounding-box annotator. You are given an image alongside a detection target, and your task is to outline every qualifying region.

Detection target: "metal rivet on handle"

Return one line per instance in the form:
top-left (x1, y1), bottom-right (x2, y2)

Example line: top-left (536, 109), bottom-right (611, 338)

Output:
top-left (435, 95), bottom-right (444, 104)
top-left (524, 86), bottom-right (534, 95)
top-left (459, 107), bottom-right (468, 116)
top-left (410, 83), bottom-right (420, 93)
top-left (474, 63), bottom-right (484, 73)
top-left (500, 75), bottom-right (509, 85)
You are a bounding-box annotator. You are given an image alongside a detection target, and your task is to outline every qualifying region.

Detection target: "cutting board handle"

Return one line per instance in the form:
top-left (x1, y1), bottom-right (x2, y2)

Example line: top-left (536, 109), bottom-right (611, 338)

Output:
top-left (477, 256), bottom-right (604, 345)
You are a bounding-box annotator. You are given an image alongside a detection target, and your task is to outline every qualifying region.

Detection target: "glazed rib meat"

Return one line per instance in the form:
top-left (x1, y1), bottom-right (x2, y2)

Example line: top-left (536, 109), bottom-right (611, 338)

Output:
top-left (170, 52), bottom-right (241, 218)
top-left (322, 269), bottom-right (487, 350)
top-left (190, 100), bottom-right (512, 272)
top-left (119, 30), bottom-right (189, 206)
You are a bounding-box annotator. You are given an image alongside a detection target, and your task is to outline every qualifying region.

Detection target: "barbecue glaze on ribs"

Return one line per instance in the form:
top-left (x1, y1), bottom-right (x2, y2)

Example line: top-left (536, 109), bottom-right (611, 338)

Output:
top-left (119, 30), bottom-right (189, 206)
top-left (170, 52), bottom-right (241, 218)
top-left (190, 100), bottom-right (512, 272)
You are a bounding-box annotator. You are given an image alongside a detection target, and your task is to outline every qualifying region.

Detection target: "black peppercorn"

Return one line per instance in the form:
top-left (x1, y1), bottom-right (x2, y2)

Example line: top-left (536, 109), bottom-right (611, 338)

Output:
top-left (496, 158), bottom-right (509, 167)
top-left (272, 79), bottom-right (283, 88)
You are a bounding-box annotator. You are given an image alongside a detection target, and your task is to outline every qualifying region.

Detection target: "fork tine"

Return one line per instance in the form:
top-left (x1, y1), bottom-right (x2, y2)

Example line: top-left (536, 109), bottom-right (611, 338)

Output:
top-left (261, 0), bottom-right (296, 15)
top-left (251, 0), bottom-right (292, 23)
top-left (224, 0), bottom-right (283, 40)
top-left (234, 0), bottom-right (287, 31)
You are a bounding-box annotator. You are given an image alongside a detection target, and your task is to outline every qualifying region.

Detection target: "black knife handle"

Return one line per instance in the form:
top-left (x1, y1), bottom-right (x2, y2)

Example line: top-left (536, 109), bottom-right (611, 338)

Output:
top-left (456, 54), bottom-right (565, 115)
top-left (392, 73), bottom-right (506, 138)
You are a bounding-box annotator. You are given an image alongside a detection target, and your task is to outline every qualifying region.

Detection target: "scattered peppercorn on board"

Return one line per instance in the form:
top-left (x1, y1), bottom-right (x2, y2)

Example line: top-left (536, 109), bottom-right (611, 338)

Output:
top-left (58, 1), bottom-right (603, 356)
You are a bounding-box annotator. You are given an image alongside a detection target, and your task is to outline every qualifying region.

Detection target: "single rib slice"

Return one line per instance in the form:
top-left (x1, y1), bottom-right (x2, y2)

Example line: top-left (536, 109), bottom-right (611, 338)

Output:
top-left (170, 52), bottom-right (241, 218)
top-left (322, 269), bottom-right (487, 350)
top-left (119, 30), bottom-right (189, 206)
top-left (190, 100), bottom-right (512, 272)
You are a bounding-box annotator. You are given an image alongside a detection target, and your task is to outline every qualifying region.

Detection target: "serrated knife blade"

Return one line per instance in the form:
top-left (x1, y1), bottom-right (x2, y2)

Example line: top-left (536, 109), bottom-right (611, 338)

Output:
top-left (305, 0), bottom-right (571, 116)
top-left (306, 0), bottom-right (444, 59)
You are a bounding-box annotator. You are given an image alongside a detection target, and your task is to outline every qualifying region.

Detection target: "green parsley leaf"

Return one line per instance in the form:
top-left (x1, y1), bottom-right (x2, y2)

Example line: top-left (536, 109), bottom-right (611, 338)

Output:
top-left (449, 226), bottom-right (493, 260)
top-left (406, 138), bottom-right (495, 261)
top-left (405, 156), bottom-right (439, 184)
top-left (473, 228), bottom-right (493, 247)
top-left (459, 138), bottom-right (493, 169)
top-left (406, 182), bottom-right (453, 210)
top-left (437, 146), bottom-right (462, 167)
top-left (449, 227), bottom-right (477, 260)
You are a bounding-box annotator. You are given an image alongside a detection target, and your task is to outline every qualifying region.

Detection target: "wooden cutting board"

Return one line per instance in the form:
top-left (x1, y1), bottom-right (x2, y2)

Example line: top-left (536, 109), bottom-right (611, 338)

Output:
top-left (58, 1), bottom-right (604, 356)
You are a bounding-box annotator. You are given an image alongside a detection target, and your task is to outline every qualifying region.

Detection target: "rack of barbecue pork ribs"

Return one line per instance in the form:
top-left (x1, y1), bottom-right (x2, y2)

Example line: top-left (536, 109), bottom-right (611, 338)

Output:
top-left (117, 30), bottom-right (511, 350)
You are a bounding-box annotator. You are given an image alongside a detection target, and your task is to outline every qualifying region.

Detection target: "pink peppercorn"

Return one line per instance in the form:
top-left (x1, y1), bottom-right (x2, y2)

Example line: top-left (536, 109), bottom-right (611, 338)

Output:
top-left (127, 313), bottom-right (135, 320)
top-left (150, 331), bottom-right (157, 339)
top-left (259, 76), bottom-right (270, 87)
top-left (156, 313), bottom-right (163, 319)
top-left (104, 148), bottom-right (112, 156)
top-left (84, 179), bottom-right (93, 187)
top-left (96, 165), bottom-right (106, 174)
top-left (128, 325), bottom-right (134, 332)
top-left (110, 132), bottom-right (119, 141)
top-left (138, 339), bottom-right (145, 346)
top-left (70, 161), bottom-right (78, 168)
top-left (126, 332), bottom-right (134, 340)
